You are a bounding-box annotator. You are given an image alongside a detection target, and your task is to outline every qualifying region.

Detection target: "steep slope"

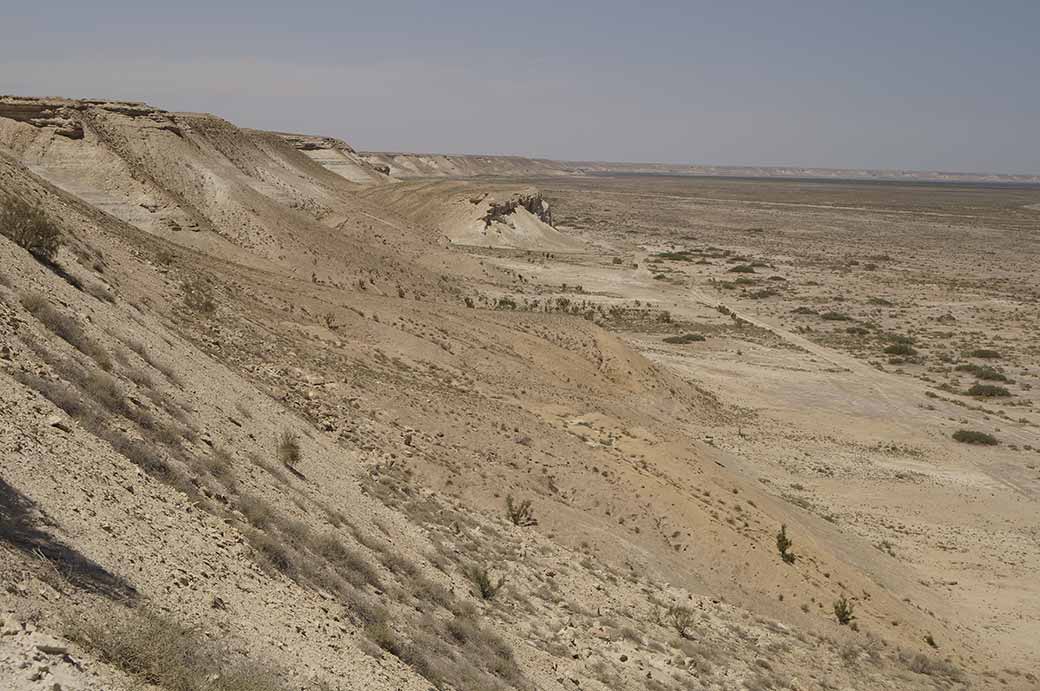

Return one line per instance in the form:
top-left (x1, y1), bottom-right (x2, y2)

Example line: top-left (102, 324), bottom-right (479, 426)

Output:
top-left (0, 97), bottom-right (994, 691)
top-left (0, 96), bottom-right (480, 296)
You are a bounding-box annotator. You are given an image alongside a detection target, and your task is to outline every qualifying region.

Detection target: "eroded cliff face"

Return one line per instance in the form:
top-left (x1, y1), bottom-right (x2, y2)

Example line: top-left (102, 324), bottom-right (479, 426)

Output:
top-left (0, 96), bottom-right (184, 140)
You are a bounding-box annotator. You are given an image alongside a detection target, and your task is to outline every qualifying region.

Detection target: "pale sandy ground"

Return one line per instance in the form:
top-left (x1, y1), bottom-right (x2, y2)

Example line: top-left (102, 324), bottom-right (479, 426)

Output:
top-left (482, 175), bottom-right (1040, 675)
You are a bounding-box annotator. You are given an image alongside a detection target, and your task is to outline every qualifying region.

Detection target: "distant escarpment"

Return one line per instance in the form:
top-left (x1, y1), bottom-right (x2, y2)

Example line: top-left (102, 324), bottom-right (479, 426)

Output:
top-left (273, 131), bottom-right (391, 183)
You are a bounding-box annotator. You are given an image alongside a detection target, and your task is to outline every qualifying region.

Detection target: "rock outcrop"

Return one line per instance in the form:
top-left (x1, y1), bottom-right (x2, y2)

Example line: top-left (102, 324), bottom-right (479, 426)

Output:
top-left (479, 191), bottom-right (553, 228)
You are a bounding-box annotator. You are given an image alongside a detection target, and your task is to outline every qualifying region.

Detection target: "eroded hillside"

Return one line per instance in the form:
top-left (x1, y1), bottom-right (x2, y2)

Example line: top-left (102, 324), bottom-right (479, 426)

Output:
top-left (0, 96), bottom-right (1013, 690)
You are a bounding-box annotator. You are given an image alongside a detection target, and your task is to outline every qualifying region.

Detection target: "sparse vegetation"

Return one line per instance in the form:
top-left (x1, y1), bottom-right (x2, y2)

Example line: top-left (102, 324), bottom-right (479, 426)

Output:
top-left (820, 311), bottom-right (850, 321)
top-left (953, 429), bottom-right (998, 445)
top-left (728, 264), bottom-right (755, 273)
top-left (0, 195), bottom-right (62, 261)
top-left (65, 607), bottom-right (288, 691)
top-left (967, 348), bottom-right (1001, 359)
top-left (19, 293), bottom-right (113, 370)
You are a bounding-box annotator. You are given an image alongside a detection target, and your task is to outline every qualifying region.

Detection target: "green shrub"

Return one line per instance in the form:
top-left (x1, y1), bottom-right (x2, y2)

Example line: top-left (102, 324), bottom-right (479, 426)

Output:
top-left (465, 564), bottom-right (505, 600)
top-left (967, 383), bottom-right (1010, 397)
top-left (952, 429), bottom-right (998, 445)
top-left (776, 524), bottom-right (796, 564)
top-left (505, 495), bottom-right (537, 527)
top-left (967, 348), bottom-right (1001, 359)
top-left (0, 196), bottom-right (62, 261)
top-left (955, 364), bottom-right (1007, 381)
top-left (728, 264), bottom-right (755, 273)
top-left (833, 596), bottom-right (855, 625)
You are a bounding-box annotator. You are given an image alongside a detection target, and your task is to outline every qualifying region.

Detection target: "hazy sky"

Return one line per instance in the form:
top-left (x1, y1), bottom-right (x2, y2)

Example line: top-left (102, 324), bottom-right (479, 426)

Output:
top-left (2, 1), bottom-right (1038, 173)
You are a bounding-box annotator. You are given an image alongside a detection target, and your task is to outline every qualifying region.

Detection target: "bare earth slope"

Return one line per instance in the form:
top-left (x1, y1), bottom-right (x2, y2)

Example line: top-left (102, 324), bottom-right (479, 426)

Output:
top-left (1, 96), bottom-right (1031, 690)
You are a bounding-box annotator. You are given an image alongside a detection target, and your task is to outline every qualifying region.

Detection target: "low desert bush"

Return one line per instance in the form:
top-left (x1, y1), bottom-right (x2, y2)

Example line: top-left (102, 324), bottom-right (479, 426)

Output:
top-left (66, 607), bottom-right (288, 691)
top-left (238, 493), bottom-right (276, 530)
top-left (728, 264), bottom-right (755, 273)
top-left (314, 534), bottom-right (383, 589)
top-left (0, 195), bottom-right (62, 261)
top-left (247, 528), bottom-right (295, 574)
top-left (182, 276), bottom-right (216, 315)
top-left (820, 311), bottom-right (850, 321)
top-left (663, 333), bottom-right (706, 344)
top-left (667, 605), bottom-right (697, 639)
top-left (967, 348), bottom-right (1001, 359)
top-left (883, 343), bottom-right (917, 356)
top-left (125, 338), bottom-right (182, 387)
top-left (952, 429), bottom-right (998, 445)
top-left (365, 622), bottom-right (405, 656)
top-left (902, 651), bottom-right (963, 680)
top-left (465, 564), bottom-right (506, 600)
top-left (12, 371), bottom-right (86, 418)
top-left (276, 429), bottom-right (301, 469)
top-left (203, 447), bottom-right (235, 483)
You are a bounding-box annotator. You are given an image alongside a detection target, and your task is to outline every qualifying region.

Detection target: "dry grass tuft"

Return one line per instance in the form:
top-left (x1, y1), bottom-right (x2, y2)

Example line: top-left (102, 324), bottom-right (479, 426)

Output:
top-left (65, 607), bottom-right (288, 691)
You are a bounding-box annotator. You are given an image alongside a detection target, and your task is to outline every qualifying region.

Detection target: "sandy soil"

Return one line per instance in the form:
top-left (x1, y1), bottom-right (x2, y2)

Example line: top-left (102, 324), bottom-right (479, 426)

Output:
top-left (2, 96), bottom-right (1038, 690)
